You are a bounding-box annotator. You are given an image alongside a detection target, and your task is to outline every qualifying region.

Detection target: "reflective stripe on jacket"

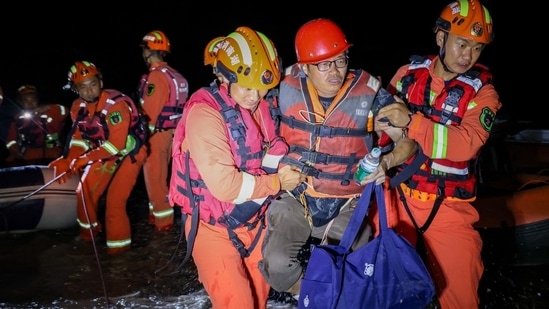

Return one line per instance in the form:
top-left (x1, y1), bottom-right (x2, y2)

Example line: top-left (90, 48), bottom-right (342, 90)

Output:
top-left (170, 83), bottom-right (286, 228)
top-left (395, 55), bottom-right (492, 198)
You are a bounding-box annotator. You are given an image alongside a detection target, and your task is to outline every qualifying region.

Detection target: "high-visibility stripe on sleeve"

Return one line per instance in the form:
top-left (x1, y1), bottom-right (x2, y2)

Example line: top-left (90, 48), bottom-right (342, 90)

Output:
top-left (70, 139), bottom-right (90, 152)
top-left (431, 123), bottom-right (448, 159)
top-left (101, 141), bottom-right (121, 156)
top-left (233, 171), bottom-right (256, 204)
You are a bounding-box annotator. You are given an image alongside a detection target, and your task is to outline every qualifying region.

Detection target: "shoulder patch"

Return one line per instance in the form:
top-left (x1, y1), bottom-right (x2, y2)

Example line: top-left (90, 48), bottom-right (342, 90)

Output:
top-left (109, 111), bottom-right (122, 125)
top-left (480, 107), bottom-right (495, 132)
top-left (147, 84), bottom-right (155, 96)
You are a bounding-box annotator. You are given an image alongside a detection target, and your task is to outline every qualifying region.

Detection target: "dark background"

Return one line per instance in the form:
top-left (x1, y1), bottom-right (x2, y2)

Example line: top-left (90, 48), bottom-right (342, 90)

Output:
top-left (1, 1), bottom-right (522, 121)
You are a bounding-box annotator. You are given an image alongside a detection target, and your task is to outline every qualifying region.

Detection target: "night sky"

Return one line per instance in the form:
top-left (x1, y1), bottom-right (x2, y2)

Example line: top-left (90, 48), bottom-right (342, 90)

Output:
top-left (1, 1), bottom-right (521, 120)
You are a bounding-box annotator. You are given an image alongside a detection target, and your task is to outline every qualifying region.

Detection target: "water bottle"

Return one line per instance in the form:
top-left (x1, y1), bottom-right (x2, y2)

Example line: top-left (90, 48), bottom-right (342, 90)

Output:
top-left (354, 147), bottom-right (381, 184)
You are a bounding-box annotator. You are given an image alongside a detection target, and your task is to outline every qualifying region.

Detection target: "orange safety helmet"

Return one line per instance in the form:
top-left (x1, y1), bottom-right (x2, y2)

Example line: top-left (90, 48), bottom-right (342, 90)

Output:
top-left (203, 36), bottom-right (225, 66)
top-left (434, 0), bottom-right (494, 44)
top-left (295, 18), bottom-right (352, 64)
top-left (212, 26), bottom-right (280, 91)
top-left (17, 84), bottom-right (38, 96)
top-left (63, 61), bottom-right (101, 89)
top-left (141, 30), bottom-right (171, 53)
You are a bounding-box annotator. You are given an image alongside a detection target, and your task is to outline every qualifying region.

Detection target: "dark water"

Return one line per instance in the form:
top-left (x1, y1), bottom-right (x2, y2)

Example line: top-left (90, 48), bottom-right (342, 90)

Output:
top-left (1, 181), bottom-right (549, 309)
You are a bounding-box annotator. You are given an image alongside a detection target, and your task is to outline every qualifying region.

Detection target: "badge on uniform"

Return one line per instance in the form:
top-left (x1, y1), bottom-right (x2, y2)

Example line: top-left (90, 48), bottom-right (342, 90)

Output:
top-left (147, 84), bottom-right (155, 96)
top-left (480, 107), bottom-right (495, 132)
top-left (109, 111), bottom-right (122, 125)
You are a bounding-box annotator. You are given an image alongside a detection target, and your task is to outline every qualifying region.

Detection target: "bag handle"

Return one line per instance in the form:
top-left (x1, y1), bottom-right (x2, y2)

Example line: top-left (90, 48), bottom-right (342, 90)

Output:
top-left (375, 184), bottom-right (389, 232)
top-left (339, 182), bottom-right (377, 249)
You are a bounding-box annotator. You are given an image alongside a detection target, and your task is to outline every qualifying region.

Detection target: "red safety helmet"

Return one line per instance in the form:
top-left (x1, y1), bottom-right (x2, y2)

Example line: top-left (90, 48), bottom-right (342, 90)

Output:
top-left (295, 18), bottom-right (352, 64)
top-left (141, 30), bottom-right (171, 53)
top-left (63, 61), bottom-right (101, 90)
top-left (434, 0), bottom-right (494, 44)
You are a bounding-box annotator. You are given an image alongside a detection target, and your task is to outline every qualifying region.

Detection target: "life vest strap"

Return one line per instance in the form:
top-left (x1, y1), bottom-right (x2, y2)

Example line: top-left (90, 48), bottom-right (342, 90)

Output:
top-left (399, 183), bottom-right (475, 203)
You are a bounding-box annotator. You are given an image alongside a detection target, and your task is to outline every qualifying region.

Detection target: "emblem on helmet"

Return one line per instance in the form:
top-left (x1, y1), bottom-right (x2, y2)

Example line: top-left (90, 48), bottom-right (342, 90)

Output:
top-left (471, 22), bottom-right (484, 38)
top-left (261, 70), bottom-right (273, 85)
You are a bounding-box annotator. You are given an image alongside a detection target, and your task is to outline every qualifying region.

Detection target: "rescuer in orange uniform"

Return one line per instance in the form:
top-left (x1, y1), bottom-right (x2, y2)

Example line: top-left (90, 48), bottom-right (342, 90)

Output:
top-left (375, 1), bottom-right (502, 307)
top-left (138, 30), bottom-right (189, 231)
top-left (169, 27), bottom-right (304, 309)
top-left (5, 85), bottom-right (68, 166)
top-left (49, 61), bottom-right (147, 254)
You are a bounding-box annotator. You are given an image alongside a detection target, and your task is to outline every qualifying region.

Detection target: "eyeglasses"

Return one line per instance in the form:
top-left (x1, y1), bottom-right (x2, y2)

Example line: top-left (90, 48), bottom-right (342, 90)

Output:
top-left (311, 57), bottom-right (348, 72)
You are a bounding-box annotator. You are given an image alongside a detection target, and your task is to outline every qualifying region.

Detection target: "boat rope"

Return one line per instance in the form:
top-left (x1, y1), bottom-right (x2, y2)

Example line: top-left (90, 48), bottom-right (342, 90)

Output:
top-left (79, 180), bottom-right (110, 307)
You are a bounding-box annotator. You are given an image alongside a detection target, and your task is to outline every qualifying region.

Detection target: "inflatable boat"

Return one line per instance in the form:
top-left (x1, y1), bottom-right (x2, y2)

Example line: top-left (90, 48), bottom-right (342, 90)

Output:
top-left (0, 165), bottom-right (78, 233)
top-left (474, 129), bottom-right (549, 266)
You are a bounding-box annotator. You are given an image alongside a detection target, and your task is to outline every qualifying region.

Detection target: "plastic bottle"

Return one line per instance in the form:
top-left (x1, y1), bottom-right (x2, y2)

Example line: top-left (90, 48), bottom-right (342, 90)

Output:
top-left (354, 147), bottom-right (381, 184)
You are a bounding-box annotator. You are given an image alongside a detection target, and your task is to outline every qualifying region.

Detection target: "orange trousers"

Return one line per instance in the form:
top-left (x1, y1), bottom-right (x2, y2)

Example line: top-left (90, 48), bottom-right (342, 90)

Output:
top-left (104, 146), bottom-right (147, 254)
top-left (143, 130), bottom-right (173, 230)
top-left (376, 186), bottom-right (484, 309)
top-left (76, 160), bottom-right (117, 240)
top-left (185, 216), bottom-right (270, 309)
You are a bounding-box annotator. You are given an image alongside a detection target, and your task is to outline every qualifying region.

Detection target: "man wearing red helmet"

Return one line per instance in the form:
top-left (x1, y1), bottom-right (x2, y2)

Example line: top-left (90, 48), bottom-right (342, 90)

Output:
top-left (258, 18), bottom-right (416, 300)
top-left (375, 1), bottom-right (502, 307)
top-left (137, 30), bottom-right (189, 232)
top-left (49, 61), bottom-right (147, 255)
top-left (4, 85), bottom-right (69, 166)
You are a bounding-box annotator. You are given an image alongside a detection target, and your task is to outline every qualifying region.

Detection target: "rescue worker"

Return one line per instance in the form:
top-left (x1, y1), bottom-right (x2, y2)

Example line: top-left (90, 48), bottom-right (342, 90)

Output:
top-left (375, 1), bottom-right (502, 307)
top-left (49, 61), bottom-right (147, 255)
top-left (258, 18), bottom-right (417, 299)
top-left (168, 27), bottom-right (304, 309)
top-left (5, 85), bottom-right (68, 166)
top-left (138, 30), bottom-right (189, 232)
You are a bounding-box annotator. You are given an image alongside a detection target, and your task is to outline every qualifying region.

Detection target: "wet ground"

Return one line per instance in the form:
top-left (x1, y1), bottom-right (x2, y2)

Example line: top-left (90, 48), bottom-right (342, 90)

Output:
top-left (1, 180), bottom-right (549, 308)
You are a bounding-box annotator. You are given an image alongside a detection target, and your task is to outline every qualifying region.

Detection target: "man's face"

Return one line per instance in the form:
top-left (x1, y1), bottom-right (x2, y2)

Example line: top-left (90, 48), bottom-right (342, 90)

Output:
top-left (229, 82), bottom-right (268, 111)
top-left (74, 76), bottom-right (103, 103)
top-left (19, 94), bottom-right (39, 111)
top-left (438, 32), bottom-right (485, 74)
top-left (302, 52), bottom-right (348, 98)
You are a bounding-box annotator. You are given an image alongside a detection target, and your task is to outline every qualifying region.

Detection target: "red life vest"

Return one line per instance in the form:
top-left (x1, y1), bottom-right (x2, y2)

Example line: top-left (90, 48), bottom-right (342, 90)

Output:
top-left (138, 64), bottom-right (189, 131)
top-left (70, 89), bottom-right (147, 161)
top-left (278, 64), bottom-right (388, 197)
top-left (169, 82), bottom-right (286, 229)
top-left (394, 55), bottom-right (493, 199)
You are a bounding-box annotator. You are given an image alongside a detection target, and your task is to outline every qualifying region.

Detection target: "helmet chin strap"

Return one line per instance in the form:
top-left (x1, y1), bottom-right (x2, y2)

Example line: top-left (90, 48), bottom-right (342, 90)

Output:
top-left (143, 54), bottom-right (153, 67)
top-left (82, 96), bottom-right (99, 104)
top-left (439, 32), bottom-right (456, 74)
top-left (143, 48), bottom-right (155, 67)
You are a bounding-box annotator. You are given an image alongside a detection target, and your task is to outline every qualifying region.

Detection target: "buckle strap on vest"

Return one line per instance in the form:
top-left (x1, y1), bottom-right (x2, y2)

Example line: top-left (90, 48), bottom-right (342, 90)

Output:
top-left (227, 213), bottom-right (266, 258)
top-left (279, 115), bottom-right (366, 137)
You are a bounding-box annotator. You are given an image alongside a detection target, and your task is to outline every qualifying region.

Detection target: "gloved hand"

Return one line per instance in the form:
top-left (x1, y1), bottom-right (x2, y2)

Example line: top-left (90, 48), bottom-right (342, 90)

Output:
top-left (360, 163), bottom-right (387, 186)
top-left (70, 156), bottom-right (92, 173)
top-left (277, 164), bottom-right (306, 191)
top-left (375, 102), bottom-right (413, 129)
top-left (48, 157), bottom-right (72, 184)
